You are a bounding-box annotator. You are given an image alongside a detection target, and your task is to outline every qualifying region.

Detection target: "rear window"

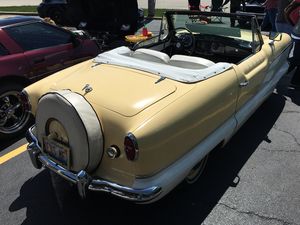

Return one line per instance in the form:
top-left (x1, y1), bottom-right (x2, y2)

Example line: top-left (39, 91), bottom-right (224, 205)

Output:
top-left (0, 43), bottom-right (9, 56)
top-left (4, 22), bottom-right (72, 51)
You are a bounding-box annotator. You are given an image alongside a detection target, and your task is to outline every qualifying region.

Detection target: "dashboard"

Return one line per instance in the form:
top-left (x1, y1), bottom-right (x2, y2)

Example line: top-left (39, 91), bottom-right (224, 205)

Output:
top-left (194, 34), bottom-right (252, 58)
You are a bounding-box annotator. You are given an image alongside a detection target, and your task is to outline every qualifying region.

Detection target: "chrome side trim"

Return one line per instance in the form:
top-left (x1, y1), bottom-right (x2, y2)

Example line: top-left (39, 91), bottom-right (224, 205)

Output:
top-left (26, 126), bottom-right (161, 202)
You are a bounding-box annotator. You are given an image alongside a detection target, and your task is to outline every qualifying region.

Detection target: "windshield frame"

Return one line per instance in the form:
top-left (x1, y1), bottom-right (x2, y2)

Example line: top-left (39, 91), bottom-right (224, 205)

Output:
top-left (164, 10), bottom-right (263, 51)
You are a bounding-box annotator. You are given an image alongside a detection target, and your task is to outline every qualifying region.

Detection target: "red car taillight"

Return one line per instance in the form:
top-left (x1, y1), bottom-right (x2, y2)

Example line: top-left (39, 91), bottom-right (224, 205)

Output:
top-left (124, 133), bottom-right (139, 161)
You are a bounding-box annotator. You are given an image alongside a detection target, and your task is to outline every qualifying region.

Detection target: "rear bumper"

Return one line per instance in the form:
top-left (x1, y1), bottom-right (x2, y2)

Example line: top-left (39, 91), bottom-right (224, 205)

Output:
top-left (26, 126), bottom-right (161, 203)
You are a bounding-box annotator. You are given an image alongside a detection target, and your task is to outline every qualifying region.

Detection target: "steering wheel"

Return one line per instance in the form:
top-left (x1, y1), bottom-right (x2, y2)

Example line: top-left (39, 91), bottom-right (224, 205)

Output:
top-left (171, 27), bottom-right (196, 55)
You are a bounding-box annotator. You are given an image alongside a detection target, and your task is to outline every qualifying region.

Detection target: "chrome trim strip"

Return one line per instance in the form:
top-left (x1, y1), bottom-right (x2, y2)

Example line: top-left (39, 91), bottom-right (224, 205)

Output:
top-left (26, 126), bottom-right (161, 202)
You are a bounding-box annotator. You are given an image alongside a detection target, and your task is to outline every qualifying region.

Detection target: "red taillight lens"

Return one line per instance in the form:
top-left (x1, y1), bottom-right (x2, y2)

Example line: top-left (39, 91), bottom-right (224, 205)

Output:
top-left (124, 133), bottom-right (138, 161)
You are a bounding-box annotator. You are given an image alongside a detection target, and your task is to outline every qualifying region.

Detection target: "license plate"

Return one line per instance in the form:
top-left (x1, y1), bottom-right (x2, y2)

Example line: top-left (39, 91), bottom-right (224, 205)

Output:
top-left (43, 137), bottom-right (70, 168)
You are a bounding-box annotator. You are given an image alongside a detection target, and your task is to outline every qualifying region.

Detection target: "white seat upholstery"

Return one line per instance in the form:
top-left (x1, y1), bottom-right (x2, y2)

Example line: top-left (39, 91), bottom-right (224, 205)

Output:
top-left (132, 48), bottom-right (170, 64)
top-left (95, 46), bottom-right (232, 83)
top-left (170, 55), bottom-right (215, 69)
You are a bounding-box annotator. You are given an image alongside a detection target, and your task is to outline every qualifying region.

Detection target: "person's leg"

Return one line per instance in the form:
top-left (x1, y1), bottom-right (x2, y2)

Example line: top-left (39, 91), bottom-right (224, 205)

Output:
top-left (290, 66), bottom-right (300, 87)
top-left (290, 40), bottom-right (300, 86)
top-left (148, 0), bottom-right (156, 17)
top-left (189, 0), bottom-right (200, 10)
top-left (229, 4), bottom-right (241, 27)
top-left (268, 8), bottom-right (278, 32)
top-left (211, 0), bottom-right (223, 11)
top-left (276, 22), bottom-right (293, 35)
top-left (261, 10), bottom-right (271, 31)
top-left (230, 6), bottom-right (235, 26)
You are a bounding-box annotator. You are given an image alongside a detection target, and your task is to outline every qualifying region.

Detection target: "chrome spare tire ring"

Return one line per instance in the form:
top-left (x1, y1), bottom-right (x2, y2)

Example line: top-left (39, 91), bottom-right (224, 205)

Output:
top-left (36, 90), bottom-right (104, 172)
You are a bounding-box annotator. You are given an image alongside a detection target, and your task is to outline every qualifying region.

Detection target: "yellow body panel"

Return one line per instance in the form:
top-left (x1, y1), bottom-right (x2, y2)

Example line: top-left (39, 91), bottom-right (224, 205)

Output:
top-left (25, 62), bottom-right (238, 185)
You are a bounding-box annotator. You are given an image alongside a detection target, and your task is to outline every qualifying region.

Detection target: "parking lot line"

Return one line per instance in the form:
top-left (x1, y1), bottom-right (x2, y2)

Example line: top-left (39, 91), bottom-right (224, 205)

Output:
top-left (0, 144), bottom-right (27, 165)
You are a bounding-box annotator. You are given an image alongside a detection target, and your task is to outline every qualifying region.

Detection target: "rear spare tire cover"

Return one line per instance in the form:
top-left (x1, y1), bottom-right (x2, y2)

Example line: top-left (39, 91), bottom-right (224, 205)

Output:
top-left (36, 90), bottom-right (103, 172)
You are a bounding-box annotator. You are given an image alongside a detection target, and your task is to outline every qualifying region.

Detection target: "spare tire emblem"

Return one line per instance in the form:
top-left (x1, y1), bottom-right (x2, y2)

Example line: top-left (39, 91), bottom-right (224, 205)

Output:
top-left (82, 84), bottom-right (93, 94)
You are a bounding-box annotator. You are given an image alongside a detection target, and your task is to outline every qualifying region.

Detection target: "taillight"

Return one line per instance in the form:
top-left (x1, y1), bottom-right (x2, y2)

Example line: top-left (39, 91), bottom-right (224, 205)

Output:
top-left (124, 133), bottom-right (139, 161)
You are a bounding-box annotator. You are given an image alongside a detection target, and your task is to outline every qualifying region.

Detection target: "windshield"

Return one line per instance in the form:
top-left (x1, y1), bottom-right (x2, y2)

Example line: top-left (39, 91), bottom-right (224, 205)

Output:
top-left (169, 13), bottom-right (255, 43)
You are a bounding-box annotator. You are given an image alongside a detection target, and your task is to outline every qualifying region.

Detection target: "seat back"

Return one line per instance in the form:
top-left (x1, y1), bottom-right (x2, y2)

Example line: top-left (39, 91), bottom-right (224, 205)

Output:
top-left (170, 55), bottom-right (215, 69)
top-left (132, 48), bottom-right (170, 64)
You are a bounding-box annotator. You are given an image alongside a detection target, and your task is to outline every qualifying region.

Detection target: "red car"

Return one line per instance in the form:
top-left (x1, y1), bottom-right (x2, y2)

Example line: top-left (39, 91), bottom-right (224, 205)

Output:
top-left (0, 16), bottom-right (100, 139)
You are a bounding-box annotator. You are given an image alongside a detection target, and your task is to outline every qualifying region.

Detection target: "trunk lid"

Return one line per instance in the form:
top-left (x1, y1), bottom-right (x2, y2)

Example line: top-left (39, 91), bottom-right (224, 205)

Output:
top-left (52, 64), bottom-right (177, 117)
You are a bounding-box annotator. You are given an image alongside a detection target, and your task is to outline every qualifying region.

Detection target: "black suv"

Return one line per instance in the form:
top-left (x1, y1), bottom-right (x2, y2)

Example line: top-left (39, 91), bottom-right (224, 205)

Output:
top-left (37, 0), bottom-right (141, 35)
top-left (243, 0), bottom-right (265, 14)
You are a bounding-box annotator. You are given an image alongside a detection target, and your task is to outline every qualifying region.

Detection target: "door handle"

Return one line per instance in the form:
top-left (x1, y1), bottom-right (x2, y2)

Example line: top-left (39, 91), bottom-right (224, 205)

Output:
top-left (239, 81), bottom-right (249, 87)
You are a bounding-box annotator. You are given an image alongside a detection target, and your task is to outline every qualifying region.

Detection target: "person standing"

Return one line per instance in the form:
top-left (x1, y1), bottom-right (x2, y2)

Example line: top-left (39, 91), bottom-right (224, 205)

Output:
top-left (188, 0), bottom-right (200, 10)
top-left (261, 0), bottom-right (279, 31)
top-left (285, 0), bottom-right (300, 87)
top-left (148, 0), bottom-right (156, 17)
top-left (119, 0), bottom-right (139, 35)
top-left (276, 0), bottom-right (293, 34)
top-left (212, 0), bottom-right (223, 11)
top-left (222, 0), bottom-right (246, 27)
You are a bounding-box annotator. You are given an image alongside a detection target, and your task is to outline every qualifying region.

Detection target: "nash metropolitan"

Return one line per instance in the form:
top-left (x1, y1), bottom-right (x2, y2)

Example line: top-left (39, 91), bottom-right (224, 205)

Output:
top-left (25, 11), bottom-right (291, 203)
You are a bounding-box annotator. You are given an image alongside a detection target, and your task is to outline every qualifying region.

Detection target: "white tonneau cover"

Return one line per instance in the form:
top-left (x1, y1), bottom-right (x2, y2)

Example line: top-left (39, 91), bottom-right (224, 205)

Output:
top-left (94, 47), bottom-right (233, 83)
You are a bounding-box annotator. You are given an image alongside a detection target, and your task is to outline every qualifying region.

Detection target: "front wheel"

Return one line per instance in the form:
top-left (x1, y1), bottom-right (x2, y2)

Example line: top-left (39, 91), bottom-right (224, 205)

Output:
top-left (0, 83), bottom-right (32, 139)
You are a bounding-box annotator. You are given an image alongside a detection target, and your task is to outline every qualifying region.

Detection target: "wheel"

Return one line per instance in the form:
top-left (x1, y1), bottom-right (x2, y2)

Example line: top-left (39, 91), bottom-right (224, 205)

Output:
top-left (47, 6), bottom-right (66, 25)
top-left (0, 83), bottom-right (32, 139)
top-left (171, 27), bottom-right (196, 55)
top-left (185, 154), bottom-right (209, 184)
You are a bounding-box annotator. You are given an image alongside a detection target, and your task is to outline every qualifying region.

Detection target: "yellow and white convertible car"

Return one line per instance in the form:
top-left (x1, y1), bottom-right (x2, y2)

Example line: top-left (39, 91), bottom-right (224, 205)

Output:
top-left (25, 11), bottom-right (291, 203)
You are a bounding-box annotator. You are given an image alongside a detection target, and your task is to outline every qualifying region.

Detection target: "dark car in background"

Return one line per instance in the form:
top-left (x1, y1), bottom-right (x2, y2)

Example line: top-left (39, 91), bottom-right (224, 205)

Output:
top-left (37, 0), bottom-right (142, 36)
top-left (0, 16), bottom-right (100, 139)
top-left (243, 0), bottom-right (265, 14)
top-left (242, 0), bottom-right (265, 22)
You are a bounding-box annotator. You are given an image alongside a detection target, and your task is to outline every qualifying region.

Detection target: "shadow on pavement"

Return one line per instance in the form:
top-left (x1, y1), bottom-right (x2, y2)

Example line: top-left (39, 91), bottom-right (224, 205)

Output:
top-left (0, 133), bottom-right (26, 152)
top-left (9, 93), bottom-right (286, 225)
top-left (276, 70), bottom-right (300, 106)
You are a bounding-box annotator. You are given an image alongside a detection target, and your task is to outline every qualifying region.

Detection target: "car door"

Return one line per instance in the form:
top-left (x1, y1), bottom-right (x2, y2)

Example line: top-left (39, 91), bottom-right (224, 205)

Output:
top-left (233, 19), bottom-right (274, 128)
top-left (4, 22), bottom-right (77, 80)
top-left (0, 41), bottom-right (30, 77)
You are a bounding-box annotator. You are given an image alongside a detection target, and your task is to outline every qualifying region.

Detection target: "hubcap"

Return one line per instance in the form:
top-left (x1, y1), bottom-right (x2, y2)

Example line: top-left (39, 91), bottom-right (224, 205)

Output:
top-left (0, 91), bottom-right (30, 135)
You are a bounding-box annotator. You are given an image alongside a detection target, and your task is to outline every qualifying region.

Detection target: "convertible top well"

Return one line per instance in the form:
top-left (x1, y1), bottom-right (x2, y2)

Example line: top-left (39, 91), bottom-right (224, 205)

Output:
top-left (94, 47), bottom-right (232, 83)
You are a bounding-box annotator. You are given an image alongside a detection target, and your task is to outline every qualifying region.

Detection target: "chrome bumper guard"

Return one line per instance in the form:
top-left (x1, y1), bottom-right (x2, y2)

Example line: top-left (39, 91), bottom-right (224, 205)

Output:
top-left (26, 126), bottom-right (162, 202)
